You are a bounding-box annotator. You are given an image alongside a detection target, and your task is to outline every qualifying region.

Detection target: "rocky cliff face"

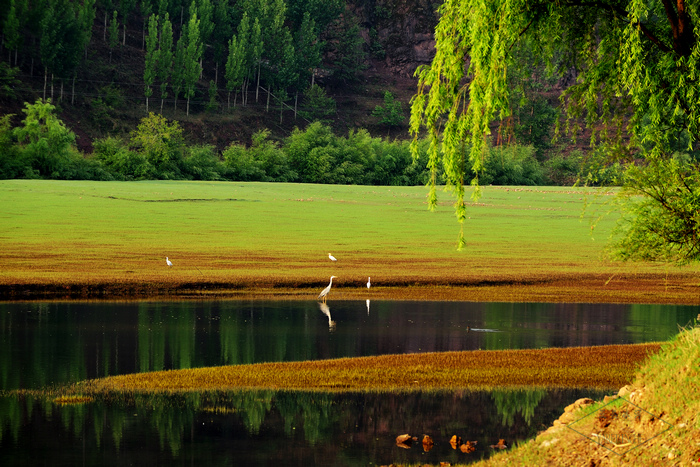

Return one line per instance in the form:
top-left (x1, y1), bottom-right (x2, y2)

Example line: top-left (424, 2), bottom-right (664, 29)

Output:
top-left (349, 0), bottom-right (441, 78)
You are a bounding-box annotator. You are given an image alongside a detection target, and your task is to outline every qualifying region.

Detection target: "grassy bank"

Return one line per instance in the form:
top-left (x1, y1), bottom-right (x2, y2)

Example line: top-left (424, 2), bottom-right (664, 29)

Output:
top-left (469, 325), bottom-right (700, 466)
top-left (71, 343), bottom-right (660, 394)
top-left (1, 179), bottom-right (699, 303)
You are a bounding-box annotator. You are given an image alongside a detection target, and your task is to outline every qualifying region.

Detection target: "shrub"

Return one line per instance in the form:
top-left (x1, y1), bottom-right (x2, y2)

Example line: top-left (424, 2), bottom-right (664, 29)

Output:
top-left (93, 137), bottom-right (154, 180)
top-left (545, 152), bottom-right (581, 185)
top-left (131, 113), bottom-right (185, 175)
top-left (284, 122), bottom-right (335, 183)
top-left (12, 99), bottom-right (78, 178)
top-left (183, 145), bottom-right (224, 180)
top-left (482, 144), bottom-right (544, 185)
top-left (223, 142), bottom-right (265, 181)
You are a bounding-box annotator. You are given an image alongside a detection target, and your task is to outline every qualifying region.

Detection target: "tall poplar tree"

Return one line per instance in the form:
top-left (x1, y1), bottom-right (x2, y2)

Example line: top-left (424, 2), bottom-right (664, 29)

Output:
top-left (158, 13), bottom-right (174, 113)
top-left (3, 0), bottom-right (21, 65)
top-left (144, 14), bottom-right (159, 113)
top-left (211, 0), bottom-right (232, 85)
top-left (224, 34), bottom-right (244, 110)
top-left (183, 7), bottom-right (202, 115)
top-left (108, 10), bottom-right (119, 63)
top-left (40, 0), bottom-right (84, 102)
top-left (411, 0), bottom-right (700, 259)
top-left (172, 30), bottom-right (186, 111)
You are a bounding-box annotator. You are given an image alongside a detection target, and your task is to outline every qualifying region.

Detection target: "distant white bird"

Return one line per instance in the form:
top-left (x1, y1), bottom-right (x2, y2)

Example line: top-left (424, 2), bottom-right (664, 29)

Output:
top-left (317, 275), bottom-right (337, 302)
top-left (166, 257), bottom-right (173, 267)
top-left (367, 277), bottom-right (371, 289)
top-left (328, 253), bottom-right (337, 261)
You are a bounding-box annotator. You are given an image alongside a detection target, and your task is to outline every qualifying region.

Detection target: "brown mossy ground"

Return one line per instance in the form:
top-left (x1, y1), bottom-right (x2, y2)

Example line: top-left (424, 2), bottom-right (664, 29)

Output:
top-left (74, 343), bottom-right (660, 394)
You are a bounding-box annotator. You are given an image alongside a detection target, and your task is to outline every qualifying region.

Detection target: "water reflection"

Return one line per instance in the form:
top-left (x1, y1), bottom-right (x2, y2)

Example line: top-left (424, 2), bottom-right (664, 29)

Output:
top-left (0, 387), bottom-right (607, 466)
top-left (318, 302), bottom-right (336, 330)
top-left (1, 300), bottom-right (697, 391)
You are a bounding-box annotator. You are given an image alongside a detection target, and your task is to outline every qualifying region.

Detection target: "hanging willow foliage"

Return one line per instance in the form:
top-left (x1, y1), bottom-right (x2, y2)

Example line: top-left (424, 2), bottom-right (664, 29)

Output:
top-left (410, 0), bottom-right (700, 258)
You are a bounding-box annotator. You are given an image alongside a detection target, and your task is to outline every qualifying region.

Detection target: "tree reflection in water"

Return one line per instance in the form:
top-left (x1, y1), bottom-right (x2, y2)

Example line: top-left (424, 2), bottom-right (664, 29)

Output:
top-left (0, 388), bottom-right (607, 466)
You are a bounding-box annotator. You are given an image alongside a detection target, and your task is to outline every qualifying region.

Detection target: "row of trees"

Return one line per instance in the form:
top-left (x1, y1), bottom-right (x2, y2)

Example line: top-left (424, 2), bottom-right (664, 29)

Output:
top-left (1, 100), bottom-right (588, 185)
top-left (1, 0), bottom-right (365, 116)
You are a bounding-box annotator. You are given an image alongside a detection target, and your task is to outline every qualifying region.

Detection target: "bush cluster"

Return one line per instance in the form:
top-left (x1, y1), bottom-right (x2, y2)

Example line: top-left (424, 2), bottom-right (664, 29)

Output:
top-left (2, 101), bottom-right (590, 186)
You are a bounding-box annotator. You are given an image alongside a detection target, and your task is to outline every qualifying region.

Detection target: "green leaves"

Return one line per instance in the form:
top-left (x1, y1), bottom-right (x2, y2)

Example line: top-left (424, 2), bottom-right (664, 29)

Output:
top-left (411, 0), bottom-right (700, 257)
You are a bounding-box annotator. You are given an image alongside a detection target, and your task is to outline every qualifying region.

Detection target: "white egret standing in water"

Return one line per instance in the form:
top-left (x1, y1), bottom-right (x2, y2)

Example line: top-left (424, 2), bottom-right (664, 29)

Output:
top-left (166, 257), bottom-right (173, 267)
top-left (328, 253), bottom-right (337, 261)
top-left (317, 275), bottom-right (337, 302)
top-left (367, 277), bottom-right (371, 289)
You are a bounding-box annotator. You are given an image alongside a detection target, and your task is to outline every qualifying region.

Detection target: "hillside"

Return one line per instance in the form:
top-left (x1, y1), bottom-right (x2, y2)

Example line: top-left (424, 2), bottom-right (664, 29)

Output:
top-left (0, 1), bottom-right (443, 153)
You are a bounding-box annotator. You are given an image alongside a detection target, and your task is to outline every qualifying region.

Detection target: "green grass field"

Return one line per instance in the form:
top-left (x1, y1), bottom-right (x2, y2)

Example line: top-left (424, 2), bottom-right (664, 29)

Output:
top-left (0, 179), bottom-right (697, 302)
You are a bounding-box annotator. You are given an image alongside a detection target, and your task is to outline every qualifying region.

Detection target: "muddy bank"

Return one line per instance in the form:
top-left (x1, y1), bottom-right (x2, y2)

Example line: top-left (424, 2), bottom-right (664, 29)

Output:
top-left (2, 272), bottom-right (699, 304)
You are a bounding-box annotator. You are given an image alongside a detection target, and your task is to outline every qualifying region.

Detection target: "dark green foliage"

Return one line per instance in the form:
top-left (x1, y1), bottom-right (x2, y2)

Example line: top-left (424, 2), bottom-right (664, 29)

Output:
top-left (2, 103), bottom-right (575, 186)
top-left (206, 80), bottom-right (218, 112)
top-left (372, 91), bottom-right (404, 128)
top-left (299, 84), bottom-right (336, 122)
top-left (40, 0), bottom-right (84, 80)
top-left (183, 145), bottom-right (224, 180)
top-left (93, 137), bottom-right (155, 180)
top-left (0, 114), bottom-right (24, 178)
top-left (0, 63), bottom-right (20, 100)
top-left (284, 121), bottom-right (335, 183)
top-left (513, 96), bottom-right (557, 160)
top-left (223, 142), bottom-right (265, 181)
top-left (481, 145), bottom-right (544, 186)
top-left (544, 152), bottom-right (581, 186)
top-left (326, 12), bottom-right (367, 83)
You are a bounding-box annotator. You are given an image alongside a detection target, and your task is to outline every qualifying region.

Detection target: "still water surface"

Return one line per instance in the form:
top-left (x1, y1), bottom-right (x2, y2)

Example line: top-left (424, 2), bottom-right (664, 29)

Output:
top-left (1, 300), bottom-right (696, 465)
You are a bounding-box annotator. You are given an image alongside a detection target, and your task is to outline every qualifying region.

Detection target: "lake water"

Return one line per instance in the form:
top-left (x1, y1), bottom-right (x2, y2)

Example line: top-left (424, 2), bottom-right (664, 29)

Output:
top-left (1, 300), bottom-right (696, 465)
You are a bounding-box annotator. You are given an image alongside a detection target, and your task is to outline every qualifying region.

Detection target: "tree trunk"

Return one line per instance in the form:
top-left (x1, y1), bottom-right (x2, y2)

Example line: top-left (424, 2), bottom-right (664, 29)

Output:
top-left (294, 92), bottom-right (298, 119)
top-left (186, 96), bottom-right (190, 116)
top-left (71, 76), bottom-right (76, 105)
top-left (266, 86), bottom-right (270, 112)
top-left (43, 68), bottom-right (47, 100)
top-left (256, 63), bottom-right (260, 102)
top-left (104, 11), bottom-right (107, 41)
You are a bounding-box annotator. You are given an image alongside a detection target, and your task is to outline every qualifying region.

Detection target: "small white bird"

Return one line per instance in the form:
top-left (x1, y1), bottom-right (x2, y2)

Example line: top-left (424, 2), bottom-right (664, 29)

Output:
top-left (328, 253), bottom-right (337, 261)
top-left (166, 257), bottom-right (173, 267)
top-left (318, 275), bottom-right (337, 302)
top-left (367, 277), bottom-right (371, 289)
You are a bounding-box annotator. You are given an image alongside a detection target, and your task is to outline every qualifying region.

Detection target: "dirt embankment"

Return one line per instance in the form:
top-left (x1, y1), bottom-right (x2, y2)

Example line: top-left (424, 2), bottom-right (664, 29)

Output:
top-left (2, 270), bottom-right (700, 304)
